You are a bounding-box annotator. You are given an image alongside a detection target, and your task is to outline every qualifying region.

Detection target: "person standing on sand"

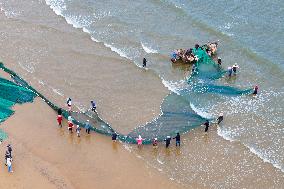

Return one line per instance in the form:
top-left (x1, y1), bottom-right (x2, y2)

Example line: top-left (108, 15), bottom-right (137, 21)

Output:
top-left (152, 138), bottom-right (158, 148)
top-left (66, 98), bottom-right (72, 112)
top-left (112, 132), bottom-right (118, 142)
top-left (7, 157), bottom-right (13, 173)
top-left (7, 144), bottom-right (12, 157)
top-left (85, 120), bottom-right (91, 134)
top-left (203, 120), bottom-right (210, 132)
top-left (5, 150), bottom-right (11, 166)
top-left (164, 136), bottom-right (171, 148)
top-left (76, 125), bottom-right (81, 137)
top-left (173, 133), bottom-right (181, 147)
top-left (142, 58), bottom-right (147, 68)
top-left (91, 101), bottom-right (96, 112)
top-left (136, 135), bottom-right (144, 148)
top-left (57, 108), bottom-right (63, 127)
top-left (68, 116), bottom-right (74, 133)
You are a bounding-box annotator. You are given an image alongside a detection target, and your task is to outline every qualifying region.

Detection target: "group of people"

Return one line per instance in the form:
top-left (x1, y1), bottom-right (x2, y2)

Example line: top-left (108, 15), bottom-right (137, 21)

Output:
top-left (58, 80), bottom-right (258, 148)
top-left (56, 98), bottom-right (96, 137)
top-left (4, 144), bottom-right (13, 173)
top-left (171, 42), bottom-right (218, 64)
top-left (65, 98), bottom-right (97, 113)
top-left (134, 113), bottom-right (225, 148)
top-left (222, 61), bottom-right (258, 95)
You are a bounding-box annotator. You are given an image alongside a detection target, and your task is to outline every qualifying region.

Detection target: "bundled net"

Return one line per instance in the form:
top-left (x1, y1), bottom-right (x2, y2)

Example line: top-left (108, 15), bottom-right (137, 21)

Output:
top-left (189, 47), bottom-right (253, 95)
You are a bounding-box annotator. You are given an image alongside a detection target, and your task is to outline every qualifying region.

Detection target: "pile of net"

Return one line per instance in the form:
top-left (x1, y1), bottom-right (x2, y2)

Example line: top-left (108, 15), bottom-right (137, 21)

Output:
top-left (0, 65), bottom-right (37, 140)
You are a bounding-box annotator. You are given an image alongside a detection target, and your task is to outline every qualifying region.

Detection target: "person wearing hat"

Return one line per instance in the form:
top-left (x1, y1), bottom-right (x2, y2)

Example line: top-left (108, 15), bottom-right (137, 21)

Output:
top-left (217, 113), bottom-right (224, 124)
top-left (66, 98), bottom-right (72, 112)
top-left (136, 135), bottom-right (144, 148)
top-left (68, 120), bottom-right (74, 133)
top-left (85, 120), bottom-right (91, 134)
top-left (173, 133), bottom-right (181, 147)
top-left (152, 138), bottom-right (158, 148)
top-left (217, 57), bottom-right (222, 66)
top-left (76, 125), bottom-right (81, 137)
top-left (164, 136), bottom-right (171, 148)
top-left (232, 64), bottom-right (239, 74)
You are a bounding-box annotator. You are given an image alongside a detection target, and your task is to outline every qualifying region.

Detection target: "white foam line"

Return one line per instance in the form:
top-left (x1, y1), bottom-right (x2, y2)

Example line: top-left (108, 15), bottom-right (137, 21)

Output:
top-left (141, 42), bottom-right (158, 54)
top-left (161, 78), bottom-right (184, 95)
top-left (104, 43), bottom-right (130, 59)
top-left (190, 103), bottom-right (214, 119)
top-left (217, 126), bottom-right (284, 172)
top-left (44, 0), bottom-right (134, 62)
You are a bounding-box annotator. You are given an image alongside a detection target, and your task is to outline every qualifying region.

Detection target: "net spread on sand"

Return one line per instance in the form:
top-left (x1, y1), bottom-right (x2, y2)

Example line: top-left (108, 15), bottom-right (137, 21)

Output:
top-left (0, 67), bottom-right (37, 140)
top-left (0, 51), bottom-right (252, 143)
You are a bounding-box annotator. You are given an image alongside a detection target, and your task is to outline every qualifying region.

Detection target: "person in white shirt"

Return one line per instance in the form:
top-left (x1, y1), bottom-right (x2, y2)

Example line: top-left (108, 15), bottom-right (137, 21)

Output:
top-left (7, 157), bottom-right (13, 173)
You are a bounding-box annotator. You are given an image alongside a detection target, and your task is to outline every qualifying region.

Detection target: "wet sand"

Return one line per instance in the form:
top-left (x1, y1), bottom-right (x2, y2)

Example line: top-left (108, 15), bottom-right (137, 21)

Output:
top-left (0, 1), bottom-right (168, 134)
top-left (130, 124), bottom-right (284, 188)
top-left (0, 98), bottom-right (187, 189)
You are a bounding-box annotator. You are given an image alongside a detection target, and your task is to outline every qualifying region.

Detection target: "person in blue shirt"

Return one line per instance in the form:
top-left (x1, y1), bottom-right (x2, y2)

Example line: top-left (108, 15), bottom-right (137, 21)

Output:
top-left (85, 120), bottom-right (91, 134)
top-left (173, 133), bottom-right (181, 147)
top-left (91, 101), bottom-right (96, 112)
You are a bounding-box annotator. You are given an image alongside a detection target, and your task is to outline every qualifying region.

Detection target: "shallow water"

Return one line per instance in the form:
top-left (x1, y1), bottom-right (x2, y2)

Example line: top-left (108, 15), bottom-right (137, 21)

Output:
top-left (0, 0), bottom-right (283, 188)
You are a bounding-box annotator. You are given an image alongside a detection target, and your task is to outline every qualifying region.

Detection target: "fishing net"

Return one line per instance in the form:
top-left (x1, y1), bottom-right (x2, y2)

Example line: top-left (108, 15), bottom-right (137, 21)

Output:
top-left (0, 49), bottom-right (253, 144)
top-left (129, 48), bottom-right (253, 144)
top-left (0, 63), bottom-right (115, 139)
top-left (0, 65), bottom-right (37, 140)
top-left (189, 47), bottom-right (253, 95)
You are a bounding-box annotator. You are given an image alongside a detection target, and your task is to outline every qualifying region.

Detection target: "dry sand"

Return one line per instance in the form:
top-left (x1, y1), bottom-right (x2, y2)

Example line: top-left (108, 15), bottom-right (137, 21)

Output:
top-left (0, 98), bottom-right (187, 189)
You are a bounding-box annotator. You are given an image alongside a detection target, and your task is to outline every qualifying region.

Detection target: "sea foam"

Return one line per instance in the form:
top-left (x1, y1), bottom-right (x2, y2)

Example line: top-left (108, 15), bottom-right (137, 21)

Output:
top-left (141, 42), bottom-right (158, 54)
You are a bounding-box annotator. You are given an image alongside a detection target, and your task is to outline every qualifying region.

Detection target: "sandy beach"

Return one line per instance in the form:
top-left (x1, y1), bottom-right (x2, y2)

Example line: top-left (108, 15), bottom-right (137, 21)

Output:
top-left (0, 98), bottom-right (190, 189)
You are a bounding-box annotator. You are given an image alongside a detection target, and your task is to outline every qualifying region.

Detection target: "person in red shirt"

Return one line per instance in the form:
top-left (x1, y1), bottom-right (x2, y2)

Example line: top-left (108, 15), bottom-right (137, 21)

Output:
top-left (57, 108), bottom-right (63, 127)
top-left (68, 117), bottom-right (74, 133)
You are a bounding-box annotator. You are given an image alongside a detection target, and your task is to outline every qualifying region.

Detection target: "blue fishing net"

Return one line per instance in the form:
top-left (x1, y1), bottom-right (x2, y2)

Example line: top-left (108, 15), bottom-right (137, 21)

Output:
top-left (128, 48), bottom-right (253, 144)
top-left (0, 64), bottom-right (37, 140)
top-left (0, 49), bottom-right (253, 144)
